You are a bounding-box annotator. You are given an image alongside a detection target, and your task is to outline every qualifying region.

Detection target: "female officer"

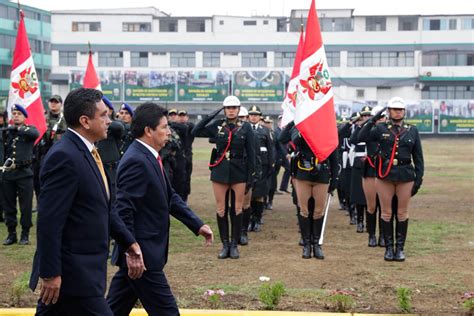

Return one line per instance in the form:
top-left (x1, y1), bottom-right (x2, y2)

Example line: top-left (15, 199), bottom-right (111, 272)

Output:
top-left (290, 126), bottom-right (338, 259)
top-left (359, 97), bottom-right (424, 261)
top-left (191, 96), bottom-right (256, 259)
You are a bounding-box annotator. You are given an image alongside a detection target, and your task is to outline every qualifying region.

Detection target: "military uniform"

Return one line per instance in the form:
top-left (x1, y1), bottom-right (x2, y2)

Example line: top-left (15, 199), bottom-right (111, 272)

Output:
top-left (2, 124), bottom-right (39, 245)
top-left (120, 123), bottom-right (134, 156)
top-left (338, 121), bottom-right (356, 224)
top-left (0, 125), bottom-right (5, 222)
top-left (169, 122), bottom-right (188, 201)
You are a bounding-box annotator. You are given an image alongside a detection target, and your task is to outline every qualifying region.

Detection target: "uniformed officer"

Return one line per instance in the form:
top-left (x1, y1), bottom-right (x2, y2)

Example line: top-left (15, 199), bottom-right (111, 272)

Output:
top-left (2, 104), bottom-right (39, 245)
top-left (275, 115), bottom-right (291, 194)
top-left (290, 125), bottom-right (338, 259)
top-left (192, 96), bottom-right (256, 259)
top-left (349, 106), bottom-right (372, 234)
top-left (33, 95), bottom-right (67, 205)
top-left (177, 110), bottom-right (195, 202)
top-left (247, 106), bottom-right (275, 232)
top-left (0, 106), bottom-right (6, 223)
top-left (359, 97), bottom-right (424, 261)
top-left (167, 110), bottom-right (188, 201)
top-left (97, 96), bottom-right (125, 203)
top-left (262, 116), bottom-right (279, 210)
top-left (119, 103), bottom-right (134, 155)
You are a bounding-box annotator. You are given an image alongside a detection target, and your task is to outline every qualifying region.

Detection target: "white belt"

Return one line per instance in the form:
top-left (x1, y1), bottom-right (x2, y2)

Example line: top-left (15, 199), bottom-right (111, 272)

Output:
top-left (354, 152), bottom-right (367, 158)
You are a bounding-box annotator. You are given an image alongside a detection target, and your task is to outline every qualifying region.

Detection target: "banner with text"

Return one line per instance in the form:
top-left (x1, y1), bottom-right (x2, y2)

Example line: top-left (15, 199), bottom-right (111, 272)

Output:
top-left (177, 70), bottom-right (230, 102)
top-left (124, 70), bottom-right (176, 102)
top-left (438, 99), bottom-right (474, 133)
top-left (70, 70), bottom-right (122, 101)
top-left (233, 71), bottom-right (285, 102)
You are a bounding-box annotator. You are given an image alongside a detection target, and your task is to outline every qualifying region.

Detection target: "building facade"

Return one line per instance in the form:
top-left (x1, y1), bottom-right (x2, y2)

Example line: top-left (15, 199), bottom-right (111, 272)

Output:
top-left (46, 7), bottom-right (474, 115)
top-left (0, 0), bottom-right (52, 107)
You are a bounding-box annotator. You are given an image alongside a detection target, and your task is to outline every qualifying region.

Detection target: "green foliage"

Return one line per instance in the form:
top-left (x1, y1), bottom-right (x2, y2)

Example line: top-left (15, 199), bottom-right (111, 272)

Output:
top-left (10, 272), bottom-right (31, 306)
top-left (462, 298), bottom-right (474, 312)
top-left (258, 281), bottom-right (286, 310)
top-left (397, 287), bottom-right (412, 313)
top-left (327, 293), bottom-right (355, 312)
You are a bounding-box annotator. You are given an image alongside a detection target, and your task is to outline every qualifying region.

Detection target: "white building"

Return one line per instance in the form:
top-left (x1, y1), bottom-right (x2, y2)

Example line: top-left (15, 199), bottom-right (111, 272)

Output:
top-left (49, 7), bottom-right (474, 114)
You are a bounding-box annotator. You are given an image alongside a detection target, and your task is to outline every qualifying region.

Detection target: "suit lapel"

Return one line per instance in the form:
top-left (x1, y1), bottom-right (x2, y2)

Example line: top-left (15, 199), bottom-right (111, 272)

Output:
top-left (134, 141), bottom-right (169, 200)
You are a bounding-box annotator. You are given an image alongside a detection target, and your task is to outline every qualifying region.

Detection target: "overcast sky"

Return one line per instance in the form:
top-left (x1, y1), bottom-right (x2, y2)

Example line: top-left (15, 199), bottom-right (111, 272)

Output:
top-left (14, 0), bottom-right (471, 16)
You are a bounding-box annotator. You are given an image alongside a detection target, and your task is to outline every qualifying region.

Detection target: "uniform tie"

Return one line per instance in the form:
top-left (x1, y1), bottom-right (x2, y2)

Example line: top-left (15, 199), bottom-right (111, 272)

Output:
top-left (91, 148), bottom-right (110, 200)
top-left (157, 154), bottom-right (165, 178)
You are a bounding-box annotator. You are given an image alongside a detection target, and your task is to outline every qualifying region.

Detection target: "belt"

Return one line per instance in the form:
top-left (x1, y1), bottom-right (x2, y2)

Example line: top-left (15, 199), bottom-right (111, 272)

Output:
top-left (354, 153), bottom-right (366, 158)
top-left (223, 152), bottom-right (245, 160)
top-left (392, 159), bottom-right (412, 166)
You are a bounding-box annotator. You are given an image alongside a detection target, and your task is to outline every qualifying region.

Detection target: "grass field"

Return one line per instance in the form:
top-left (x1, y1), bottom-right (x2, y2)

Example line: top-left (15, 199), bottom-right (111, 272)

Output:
top-left (0, 137), bottom-right (473, 313)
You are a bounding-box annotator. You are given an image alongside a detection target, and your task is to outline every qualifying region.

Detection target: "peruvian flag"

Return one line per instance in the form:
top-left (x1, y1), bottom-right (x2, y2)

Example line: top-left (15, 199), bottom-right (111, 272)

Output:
top-left (8, 10), bottom-right (46, 143)
top-left (281, 27), bottom-right (304, 127)
top-left (83, 50), bottom-right (101, 90)
top-left (294, 0), bottom-right (338, 162)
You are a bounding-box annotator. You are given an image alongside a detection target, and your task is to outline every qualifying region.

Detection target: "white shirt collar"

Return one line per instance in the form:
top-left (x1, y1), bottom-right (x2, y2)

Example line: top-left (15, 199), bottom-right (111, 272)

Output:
top-left (136, 139), bottom-right (159, 159)
top-left (68, 128), bottom-right (94, 152)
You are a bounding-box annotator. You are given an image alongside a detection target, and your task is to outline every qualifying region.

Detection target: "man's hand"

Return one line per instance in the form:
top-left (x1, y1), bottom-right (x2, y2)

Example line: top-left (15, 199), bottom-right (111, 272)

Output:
top-left (126, 242), bottom-right (146, 280)
top-left (198, 224), bottom-right (213, 246)
top-left (372, 107), bottom-right (387, 122)
top-left (40, 276), bottom-right (61, 305)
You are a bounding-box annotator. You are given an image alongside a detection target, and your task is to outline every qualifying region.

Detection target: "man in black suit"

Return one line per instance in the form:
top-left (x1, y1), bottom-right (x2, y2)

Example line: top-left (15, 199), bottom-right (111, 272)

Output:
top-left (30, 88), bottom-right (145, 315)
top-left (106, 102), bottom-right (213, 316)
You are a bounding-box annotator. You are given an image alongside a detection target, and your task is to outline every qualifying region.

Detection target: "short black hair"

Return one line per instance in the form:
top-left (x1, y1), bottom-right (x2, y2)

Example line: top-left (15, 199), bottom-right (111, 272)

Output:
top-left (64, 88), bottom-right (103, 128)
top-left (131, 102), bottom-right (167, 138)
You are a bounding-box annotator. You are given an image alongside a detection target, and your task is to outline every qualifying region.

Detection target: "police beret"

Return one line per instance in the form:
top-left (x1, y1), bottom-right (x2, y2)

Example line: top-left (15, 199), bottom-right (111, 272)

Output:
top-left (168, 108), bottom-right (178, 115)
top-left (121, 103), bottom-right (134, 117)
top-left (12, 104), bottom-right (28, 118)
top-left (102, 96), bottom-right (114, 110)
top-left (49, 94), bottom-right (63, 103)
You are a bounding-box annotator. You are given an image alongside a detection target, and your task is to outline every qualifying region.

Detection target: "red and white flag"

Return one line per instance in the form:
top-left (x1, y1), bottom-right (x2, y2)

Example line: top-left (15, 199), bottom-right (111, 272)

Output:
top-left (281, 27), bottom-right (305, 127)
top-left (8, 10), bottom-right (46, 143)
top-left (83, 50), bottom-right (101, 90)
top-left (295, 0), bottom-right (338, 162)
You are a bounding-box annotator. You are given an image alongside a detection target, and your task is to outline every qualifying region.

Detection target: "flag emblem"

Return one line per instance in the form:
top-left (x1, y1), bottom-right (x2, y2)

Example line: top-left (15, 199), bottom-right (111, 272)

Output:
top-left (299, 60), bottom-right (332, 101)
top-left (11, 66), bottom-right (39, 99)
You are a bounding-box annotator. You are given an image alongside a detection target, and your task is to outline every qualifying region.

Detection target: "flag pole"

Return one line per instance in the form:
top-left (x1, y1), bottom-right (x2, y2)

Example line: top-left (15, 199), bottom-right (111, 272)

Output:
top-left (318, 193), bottom-right (332, 245)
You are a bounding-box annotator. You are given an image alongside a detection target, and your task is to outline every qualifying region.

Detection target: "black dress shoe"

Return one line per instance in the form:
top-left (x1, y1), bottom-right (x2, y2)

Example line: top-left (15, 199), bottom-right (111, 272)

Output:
top-left (356, 222), bottom-right (364, 233)
top-left (239, 233), bottom-right (248, 246)
top-left (3, 233), bottom-right (17, 246)
top-left (368, 234), bottom-right (377, 247)
top-left (19, 236), bottom-right (29, 245)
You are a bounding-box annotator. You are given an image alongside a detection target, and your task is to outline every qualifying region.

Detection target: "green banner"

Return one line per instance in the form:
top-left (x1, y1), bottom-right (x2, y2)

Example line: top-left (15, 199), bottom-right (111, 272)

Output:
top-left (69, 70), bottom-right (122, 101)
top-left (233, 71), bottom-right (285, 102)
top-left (438, 100), bottom-right (474, 133)
top-left (404, 100), bottom-right (434, 133)
top-left (177, 71), bottom-right (230, 102)
top-left (124, 71), bottom-right (175, 102)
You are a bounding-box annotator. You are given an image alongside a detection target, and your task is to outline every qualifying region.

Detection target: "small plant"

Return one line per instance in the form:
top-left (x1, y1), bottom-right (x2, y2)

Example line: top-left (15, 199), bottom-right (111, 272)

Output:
top-left (460, 292), bottom-right (474, 312)
top-left (397, 287), bottom-right (412, 313)
top-left (10, 272), bottom-right (31, 306)
top-left (257, 277), bottom-right (286, 310)
top-left (327, 289), bottom-right (356, 312)
top-left (202, 289), bottom-right (225, 309)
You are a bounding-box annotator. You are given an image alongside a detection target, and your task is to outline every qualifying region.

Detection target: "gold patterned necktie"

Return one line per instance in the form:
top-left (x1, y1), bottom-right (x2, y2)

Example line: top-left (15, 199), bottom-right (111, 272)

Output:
top-left (91, 148), bottom-right (110, 200)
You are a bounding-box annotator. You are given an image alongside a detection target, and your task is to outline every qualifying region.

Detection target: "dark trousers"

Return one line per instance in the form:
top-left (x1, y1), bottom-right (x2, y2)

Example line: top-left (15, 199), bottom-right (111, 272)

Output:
top-left (35, 296), bottom-right (113, 316)
top-left (107, 268), bottom-right (179, 316)
top-left (278, 159), bottom-right (291, 191)
top-left (3, 176), bottom-right (33, 230)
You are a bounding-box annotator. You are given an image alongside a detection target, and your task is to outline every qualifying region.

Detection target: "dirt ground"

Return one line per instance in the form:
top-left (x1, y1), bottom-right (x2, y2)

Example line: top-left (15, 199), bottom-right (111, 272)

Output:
top-left (0, 137), bottom-right (473, 313)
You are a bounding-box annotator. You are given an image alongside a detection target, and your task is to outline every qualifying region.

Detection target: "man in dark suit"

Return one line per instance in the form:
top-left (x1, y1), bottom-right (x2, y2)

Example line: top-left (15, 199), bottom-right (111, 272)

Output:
top-left (106, 102), bottom-right (213, 316)
top-left (29, 88), bottom-right (145, 315)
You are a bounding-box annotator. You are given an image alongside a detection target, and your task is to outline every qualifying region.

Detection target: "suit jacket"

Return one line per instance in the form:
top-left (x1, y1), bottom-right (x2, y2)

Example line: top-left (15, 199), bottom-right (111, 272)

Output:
top-left (111, 140), bottom-right (204, 271)
top-left (30, 130), bottom-right (135, 297)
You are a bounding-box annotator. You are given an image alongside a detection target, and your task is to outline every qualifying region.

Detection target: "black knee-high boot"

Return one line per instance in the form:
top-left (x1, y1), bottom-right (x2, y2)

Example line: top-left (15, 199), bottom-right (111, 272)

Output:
top-left (240, 207), bottom-right (251, 245)
top-left (349, 203), bottom-right (356, 225)
top-left (248, 200), bottom-right (256, 232)
top-left (356, 204), bottom-right (365, 233)
top-left (381, 219), bottom-right (394, 261)
top-left (296, 206), bottom-right (304, 246)
top-left (394, 219), bottom-right (408, 262)
top-left (230, 211), bottom-right (242, 259)
top-left (216, 213), bottom-right (229, 259)
top-left (312, 217), bottom-right (325, 259)
top-left (366, 211), bottom-right (377, 247)
top-left (254, 201), bottom-right (264, 232)
top-left (299, 216), bottom-right (311, 259)
top-left (376, 195), bottom-right (385, 247)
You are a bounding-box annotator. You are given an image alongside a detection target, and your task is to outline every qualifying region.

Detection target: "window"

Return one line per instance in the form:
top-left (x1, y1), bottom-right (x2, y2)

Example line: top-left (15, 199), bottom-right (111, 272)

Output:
top-left (0, 34), bottom-right (16, 50)
top-left (243, 20), bottom-right (257, 26)
top-left (462, 18), bottom-right (474, 29)
top-left (160, 19), bottom-right (177, 32)
top-left (366, 17), bottom-right (386, 31)
top-left (223, 52), bottom-right (238, 56)
top-left (277, 18), bottom-right (287, 32)
top-left (59, 51), bottom-right (76, 66)
top-left (42, 14), bottom-right (51, 23)
top-left (422, 85), bottom-right (473, 99)
top-left (0, 64), bottom-right (12, 79)
top-left (348, 51), bottom-right (414, 67)
top-left (72, 22), bottom-right (101, 32)
top-left (356, 89), bottom-right (365, 98)
top-left (43, 41), bottom-right (51, 54)
top-left (23, 10), bottom-right (40, 20)
top-left (187, 19), bottom-right (205, 32)
top-left (263, 20), bottom-right (269, 25)
top-left (203, 52), bottom-right (220, 67)
top-left (423, 18), bottom-right (457, 31)
top-left (170, 52), bottom-right (195, 67)
top-left (29, 39), bottom-right (42, 53)
top-left (422, 52), bottom-right (474, 66)
top-left (398, 16), bottom-right (418, 31)
top-left (241, 52), bottom-right (267, 67)
top-left (326, 52), bottom-right (340, 67)
top-left (219, 20), bottom-right (224, 25)
top-left (274, 52), bottom-right (295, 67)
top-left (122, 23), bottom-right (151, 32)
top-left (131, 52), bottom-right (148, 67)
top-left (449, 19), bottom-right (457, 30)
top-left (98, 52), bottom-right (123, 67)
top-left (320, 18), bottom-right (353, 32)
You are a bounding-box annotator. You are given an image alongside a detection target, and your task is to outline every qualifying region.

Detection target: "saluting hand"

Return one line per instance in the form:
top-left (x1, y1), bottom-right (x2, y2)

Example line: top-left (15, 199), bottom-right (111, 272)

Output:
top-left (126, 242), bottom-right (146, 280)
top-left (198, 224), bottom-right (214, 246)
top-left (40, 275), bottom-right (61, 305)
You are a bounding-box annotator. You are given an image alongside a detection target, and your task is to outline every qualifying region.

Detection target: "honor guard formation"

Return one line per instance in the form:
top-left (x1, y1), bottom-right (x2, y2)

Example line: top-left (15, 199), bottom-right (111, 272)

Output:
top-left (1, 93), bottom-right (424, 262)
